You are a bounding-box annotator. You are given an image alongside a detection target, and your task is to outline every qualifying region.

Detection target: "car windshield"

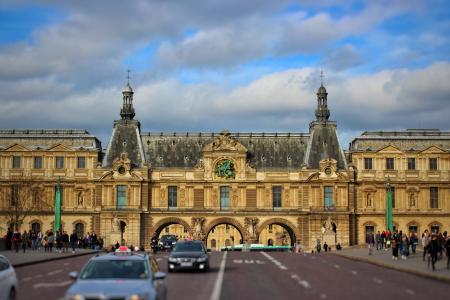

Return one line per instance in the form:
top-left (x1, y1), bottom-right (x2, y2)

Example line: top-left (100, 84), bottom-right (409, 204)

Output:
top-left (161, 235), bottom-right (176, 242)
top-left (173, 242), bottom-right (204, 252)
top-left (79, 260), bottom-right (149, 279)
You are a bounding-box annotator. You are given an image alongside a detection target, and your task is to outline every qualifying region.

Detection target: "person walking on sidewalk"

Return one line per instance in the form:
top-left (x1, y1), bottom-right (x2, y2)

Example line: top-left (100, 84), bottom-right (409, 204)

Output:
top-left (62, 231), bottom-right (69, 253)
top-left (47, 230), bottom-right (54, 252)
top-left (428, 233), bottom-right (439, 271)
top-left (392, 237), bottom-right (399, 260)
top-left (409, 231), bottom-right (418, 255)
top-left (12, 229), bottom-right (21, 253)
top-left (21, 230), bottom-right (29, 253)
top-left (70, 230), bottom-right (78, 254)
top-left (444, 231), bottom-right (450, 270)
top-left (376, 231), bottom-right (382, 250)
top-left (422, 230), bottom-right (430, 261)
top-left (367, 232), bottom-right (375, 255)
top-left (401, 234), bottom-right (409, 260)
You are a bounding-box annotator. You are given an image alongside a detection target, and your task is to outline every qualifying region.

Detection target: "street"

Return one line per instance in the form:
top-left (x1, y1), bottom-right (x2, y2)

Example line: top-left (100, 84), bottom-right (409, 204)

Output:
top-left (15, 251), bottom-right (450, 300)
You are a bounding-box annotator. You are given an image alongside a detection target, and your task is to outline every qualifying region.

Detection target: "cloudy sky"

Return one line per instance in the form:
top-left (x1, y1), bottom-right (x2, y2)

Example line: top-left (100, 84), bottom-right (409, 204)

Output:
top-left (0, 0), bottom-right (449, 149)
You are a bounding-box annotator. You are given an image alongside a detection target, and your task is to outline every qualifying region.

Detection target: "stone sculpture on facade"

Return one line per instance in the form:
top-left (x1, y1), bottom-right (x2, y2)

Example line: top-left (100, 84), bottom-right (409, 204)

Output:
top-left (244, 217), bottom-right (259, 243)
top-left (192, 217), bottom-right (206, 240)
top-left (322, 216), bottom-right (336, 247)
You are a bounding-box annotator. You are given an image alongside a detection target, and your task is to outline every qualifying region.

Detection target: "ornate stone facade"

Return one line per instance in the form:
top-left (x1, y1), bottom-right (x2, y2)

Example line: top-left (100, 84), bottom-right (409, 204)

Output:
top-left (0, 84), bottom-right (448, 250)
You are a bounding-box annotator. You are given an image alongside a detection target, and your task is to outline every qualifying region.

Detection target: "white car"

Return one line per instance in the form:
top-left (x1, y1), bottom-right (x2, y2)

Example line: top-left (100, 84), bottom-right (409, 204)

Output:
top-left (0, 254), bottom-right (17, 300)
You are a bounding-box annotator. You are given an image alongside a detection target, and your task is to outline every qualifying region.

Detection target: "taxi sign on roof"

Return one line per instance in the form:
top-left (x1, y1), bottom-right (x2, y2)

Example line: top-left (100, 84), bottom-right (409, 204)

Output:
top-left (116, 246), bottom-right (131, 252)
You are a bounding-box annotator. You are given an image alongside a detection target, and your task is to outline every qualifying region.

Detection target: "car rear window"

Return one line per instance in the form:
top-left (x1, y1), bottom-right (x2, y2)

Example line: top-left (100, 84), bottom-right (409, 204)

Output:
top-left (173, 242), bottom-right (204, 252)
top-left (80, 260), bottom-right (149, 279)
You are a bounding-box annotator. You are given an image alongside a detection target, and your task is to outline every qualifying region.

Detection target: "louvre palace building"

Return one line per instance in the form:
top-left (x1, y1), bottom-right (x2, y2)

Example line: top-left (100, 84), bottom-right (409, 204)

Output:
top-left (0, 81), bottom-right (449, 250)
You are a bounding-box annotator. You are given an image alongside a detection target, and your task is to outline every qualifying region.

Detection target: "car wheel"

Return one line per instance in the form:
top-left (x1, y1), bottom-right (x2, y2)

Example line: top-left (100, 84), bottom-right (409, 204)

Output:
top-left (9, 288), bottom-right (16, 300)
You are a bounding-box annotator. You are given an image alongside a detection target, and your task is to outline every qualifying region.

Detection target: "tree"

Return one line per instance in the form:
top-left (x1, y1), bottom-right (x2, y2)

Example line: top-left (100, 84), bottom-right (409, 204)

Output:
top-left (5, 180), bottom-right (52, 231)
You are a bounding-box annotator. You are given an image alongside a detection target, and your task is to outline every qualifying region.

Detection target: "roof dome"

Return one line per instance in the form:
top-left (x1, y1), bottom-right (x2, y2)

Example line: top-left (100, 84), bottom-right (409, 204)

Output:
top-left (317, 83), bottom-right (327, 94)
top-left (122, 83), bottom-right (133, 93)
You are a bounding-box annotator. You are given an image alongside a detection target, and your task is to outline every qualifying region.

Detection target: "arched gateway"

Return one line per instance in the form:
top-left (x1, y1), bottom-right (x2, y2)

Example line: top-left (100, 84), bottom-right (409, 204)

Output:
top-left (151, 217), bottom-right (192, 237)
top-left (258, 218), bottom-right (300, 247)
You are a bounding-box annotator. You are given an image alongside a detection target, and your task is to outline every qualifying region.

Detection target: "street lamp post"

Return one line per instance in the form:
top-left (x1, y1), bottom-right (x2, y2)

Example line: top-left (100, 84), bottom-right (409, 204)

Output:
top-left (385, 177), bottom-right (394, 232)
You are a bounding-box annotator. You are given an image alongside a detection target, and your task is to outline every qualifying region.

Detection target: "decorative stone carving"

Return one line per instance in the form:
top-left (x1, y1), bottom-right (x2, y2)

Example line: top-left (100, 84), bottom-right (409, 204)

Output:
top-left (322, 216), bottom-right (336, 247)
top-left (244, 217), bottom-right (259, 243)
top-left (111, 215), bottom-right (120, 233)
top-left (192, 217), bottom-right (206, 240)
top-left (112, 152), bottom-right (132, 178)
top-left (77, 191), bottom-right (84, 207)
top-left (203, 130), bottom-right (248, 152)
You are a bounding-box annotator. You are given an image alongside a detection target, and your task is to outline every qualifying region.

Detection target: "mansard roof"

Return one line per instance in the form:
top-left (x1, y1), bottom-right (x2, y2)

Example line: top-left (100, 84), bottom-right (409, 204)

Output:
top-left (0, 129), bottom-right (102, 150)
top-left (349, 129), bottom-right (450, 152)
top-left (141, 132), bottom-right (314, 170)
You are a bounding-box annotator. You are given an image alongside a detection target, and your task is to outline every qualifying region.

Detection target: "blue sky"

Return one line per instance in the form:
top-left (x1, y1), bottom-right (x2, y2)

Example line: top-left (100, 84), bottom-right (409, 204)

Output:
top-left (0, 0), bottom-right (449, 148)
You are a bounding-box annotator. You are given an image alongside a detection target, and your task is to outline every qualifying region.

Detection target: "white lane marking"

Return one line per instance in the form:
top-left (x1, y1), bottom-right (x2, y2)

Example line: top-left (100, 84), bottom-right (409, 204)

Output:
top-left (233, 259), bottom-right (243, 264)
top-left (35, 274), bottom-right (43, 278)
top-left (351, 270), bottom-right (357, 275)
top-left (255, 260), bottom-right (265, 264)
top-left (261, 252), bottom-right (288, 270)
top-left (334, 264), bottom-right (340, 269)
top-left (291, 273), bottom-right (311, 289)
top-left (210, 251), bottom-right (227, 300)
top-left (156, 258), bottom-right (162, 262)
top-left (47, 269), bottom-right (63, 276)
top-left (320, 293), bottom-right (327, 299)
top-left (373, 278), bottom-right (383, 284)
top-left (405, 289), bottom-right (415, 295)
top-left (22, 277), bottom-right (32, 281)
top-left (244, 259), bottom-right (254, 264)
top-left (33, 280), bottom-right (72, 289)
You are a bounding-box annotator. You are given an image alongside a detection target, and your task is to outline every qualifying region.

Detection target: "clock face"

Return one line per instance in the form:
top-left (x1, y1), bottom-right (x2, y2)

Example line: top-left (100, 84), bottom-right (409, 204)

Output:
top-left (118, 166), bottom-right (126, 174)
top-left (325, 167), bottom-right (332, 175)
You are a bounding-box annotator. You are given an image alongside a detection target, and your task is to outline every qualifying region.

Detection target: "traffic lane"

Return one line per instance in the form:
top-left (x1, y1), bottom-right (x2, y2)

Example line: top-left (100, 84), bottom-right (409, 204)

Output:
top-left (221, 251), bottom-right (312, 300)
top-left (270, 252), bottom-right (450, 299)
top-left (155, 251), bottom-right (224, 300)
top-left (15, 254), bottom-right (95, 300)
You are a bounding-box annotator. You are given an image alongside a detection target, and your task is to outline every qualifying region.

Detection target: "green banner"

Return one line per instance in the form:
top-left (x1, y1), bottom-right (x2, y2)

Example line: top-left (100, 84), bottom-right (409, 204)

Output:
top-left (54, 178), bottom-right (61, 232)
top-left (386, 187), bottom-right (393, 232)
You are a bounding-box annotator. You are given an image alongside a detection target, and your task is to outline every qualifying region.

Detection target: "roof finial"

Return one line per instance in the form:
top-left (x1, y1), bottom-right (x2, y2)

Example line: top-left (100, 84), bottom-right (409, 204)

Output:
top-left (126, 69), bottom-right (131, 85)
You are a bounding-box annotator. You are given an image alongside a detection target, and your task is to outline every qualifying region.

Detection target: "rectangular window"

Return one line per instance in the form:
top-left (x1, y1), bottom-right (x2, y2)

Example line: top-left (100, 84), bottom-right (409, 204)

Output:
top-left (168, 186), bottom-right (177, 208)
top-left (220, 186), bottom-right (230, 209)
top-left (429, 158), bottom-right (437, 170)
top-left (364, 158), bottom-right (372, 170)
top-left (12, 156), bottom-right (21, 169)
top-left (34, 156), bottom-right (42, 169)
top-left (55, 156), bottom-right (64, 169)
top-left (391, 187), bottom-right (396, 209)
top-left (11, 185), bottom-right (19, 206)
top-left (117, 185), bottom-right (126, 209)
top-left (407, 158), bottom-right (416, 170)
top-left (77, 157), bottom-right (86, 169)
top-left (386, 158), bottom-right (394, 170)
top-left (324, 186), bottom-right (334, 209)
top-left (272, 186), bottom-right (282, 208)
top-left (430, 187), bottom-right (438, 209)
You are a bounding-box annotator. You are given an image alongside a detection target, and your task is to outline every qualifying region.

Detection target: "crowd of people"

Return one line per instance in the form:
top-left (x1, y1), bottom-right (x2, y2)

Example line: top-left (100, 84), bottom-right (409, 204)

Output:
top-left (366, 229), bottom-right (450, 271)
top-left (3, 227), bottom-right (104, 254)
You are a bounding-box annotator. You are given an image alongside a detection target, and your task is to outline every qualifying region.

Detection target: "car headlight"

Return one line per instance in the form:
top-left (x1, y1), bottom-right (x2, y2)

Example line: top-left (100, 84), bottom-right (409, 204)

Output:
top-left (168, 257), bottom-right (178, 263)
top-left (197, 257), bottom-right (207, 262)
top-left (65, 295), bottom-right (84, 300)
top-left (158, 242), bottom-right (163, 245)
top-left (129, 294), bottom-right (149, 300)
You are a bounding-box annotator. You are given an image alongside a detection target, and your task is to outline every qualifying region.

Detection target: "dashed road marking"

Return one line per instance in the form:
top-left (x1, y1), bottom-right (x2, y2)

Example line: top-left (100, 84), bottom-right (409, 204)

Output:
top-left (373, 277), bottom-right (383, 284)
top-left (405, 289), bottom-right (415, 295)
top-left (255, 260), bottom-right (265, 264)
top-left (261, 252), bottom-right (288, 270)
top-left (33, 280), bottom-right (72, 289)
top-left (291, 273), bottom-right (311, 289)
top-left (233, 259), bottom-right (243, 264)
top-left (319, 293), bottom-right (327, 299)
top-left (351, 270), bottom-right (357, 275)
top-left (244, 259), bottom-right (254, 264)
top-left (334, 264), bottom-right (340, 269)
top-left (47, 269), bottom-right (63, 276)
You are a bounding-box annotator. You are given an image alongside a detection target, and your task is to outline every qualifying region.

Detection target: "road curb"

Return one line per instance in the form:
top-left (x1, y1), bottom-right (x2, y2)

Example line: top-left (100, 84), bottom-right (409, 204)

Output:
top-left (332, 252), bottom-right (450, 284)
top-left (12, 250), bottom-right (102, 268)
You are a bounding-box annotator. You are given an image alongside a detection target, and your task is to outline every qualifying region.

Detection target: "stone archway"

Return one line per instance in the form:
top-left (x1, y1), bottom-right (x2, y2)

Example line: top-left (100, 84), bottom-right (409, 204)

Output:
top-left (257, 218), bottom-right (299, 247)
top-left (152, 217), bottom-right (192, 237)
top-left (204, 217), bottom-right (246, 244)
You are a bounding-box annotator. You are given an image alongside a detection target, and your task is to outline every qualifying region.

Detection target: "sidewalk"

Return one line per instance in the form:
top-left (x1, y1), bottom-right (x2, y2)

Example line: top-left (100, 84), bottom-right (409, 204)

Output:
top-left (0, 248), bottom-right (100, 267)
top-left (333, 246), bottom-right (450, 283)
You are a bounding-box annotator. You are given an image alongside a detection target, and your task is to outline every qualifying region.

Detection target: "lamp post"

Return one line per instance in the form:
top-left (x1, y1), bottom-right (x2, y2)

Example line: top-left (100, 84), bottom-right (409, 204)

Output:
top-left (385, 177), bottom-right (393, 232)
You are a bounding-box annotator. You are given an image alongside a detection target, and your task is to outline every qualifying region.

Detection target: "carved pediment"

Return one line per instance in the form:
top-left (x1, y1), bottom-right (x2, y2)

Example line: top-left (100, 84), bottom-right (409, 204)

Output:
top-left (3, 144), bottom-right (31, 152)
top-left (203, 130), bottom-right (247, 153)
top-left (376, 145), bottom-right (403, 154)
top-left (112, 152), bottom-right (132, 178)
top-left (420, 146), bottom-right (447, 154)
top-left (319, 158), bottom-right (338, 179)
top-left (47, 143), bottom-right (72, 151)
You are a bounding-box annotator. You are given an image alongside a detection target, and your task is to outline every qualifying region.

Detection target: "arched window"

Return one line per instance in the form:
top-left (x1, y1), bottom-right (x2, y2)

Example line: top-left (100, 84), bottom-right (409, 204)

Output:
top-left (211, 239), bottom-right (217, 250)
top-left (430, 223), bottom-right (440, 234)
top-left (31, 222), bottom-right (41, 233)
top-left (268, 239), bottom-right (274, 246)
top-left (365, 225), bottom-right (374, 241)
top-left (75, 223), bottom-right (84, 239)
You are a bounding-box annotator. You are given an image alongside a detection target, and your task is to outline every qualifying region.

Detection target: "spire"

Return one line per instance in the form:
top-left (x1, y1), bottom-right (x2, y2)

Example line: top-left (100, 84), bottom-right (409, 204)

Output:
top-left (120, 69), bottom-right (135, 120)
top-left (315, 71), bottom-right (330, 122)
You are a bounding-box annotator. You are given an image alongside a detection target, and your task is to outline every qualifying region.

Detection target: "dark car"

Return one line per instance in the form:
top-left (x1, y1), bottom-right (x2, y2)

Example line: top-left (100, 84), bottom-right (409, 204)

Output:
top-left (167, 240), bottom-right (209, 272)
top-left (65, 246), bottom-right (166, 300)
top-left (159, 235), bottom-right (177, 251)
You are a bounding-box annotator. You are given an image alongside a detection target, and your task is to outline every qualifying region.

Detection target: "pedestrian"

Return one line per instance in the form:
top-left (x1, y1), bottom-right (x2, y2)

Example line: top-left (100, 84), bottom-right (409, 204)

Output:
top-left (428, 234), bottom-right (439, 271)
top-left (443, 231), bottom-right (450, 270)
top-left (21, 230), bottom-right (29, 253)
top-left (409, 231), bottom-right (418, 254)
top-left (56, 231), bottom-right (63, 253)
top-left (422, 229), bottom-right (430, 261)
top-left (316, 240), bottom-right (321, 253)
top-left (70, 230), bottom-right (78, 254)
top-left (375, 231), bottom-right (382, 250)
top-left (6, 227), bottom-right (13, 250)
top-left (12, 229), bottom-right (21, 253)
top-left (62, 231), bottom-right (69, 253)
top-left (401, 234), bottom-right (409, 260)
top-left (30, 230), bottom-right (37, 250)
top-left (381, 231), bottom-right (386, 250)
top-left (367, 232), bottom-right (375, 255)
top-left (43, 236), bottom-right (48, 252)
top-left (47, 230), bottom-right (54, 252)
top-left (392, 238), bottom-right (399, 260)
top-left (323, 242), bottom-right (328, 252)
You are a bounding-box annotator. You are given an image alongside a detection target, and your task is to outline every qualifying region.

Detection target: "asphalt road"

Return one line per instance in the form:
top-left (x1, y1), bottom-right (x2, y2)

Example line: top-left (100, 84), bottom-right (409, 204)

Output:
top-left (14, 251), bottom-right (450, 300)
